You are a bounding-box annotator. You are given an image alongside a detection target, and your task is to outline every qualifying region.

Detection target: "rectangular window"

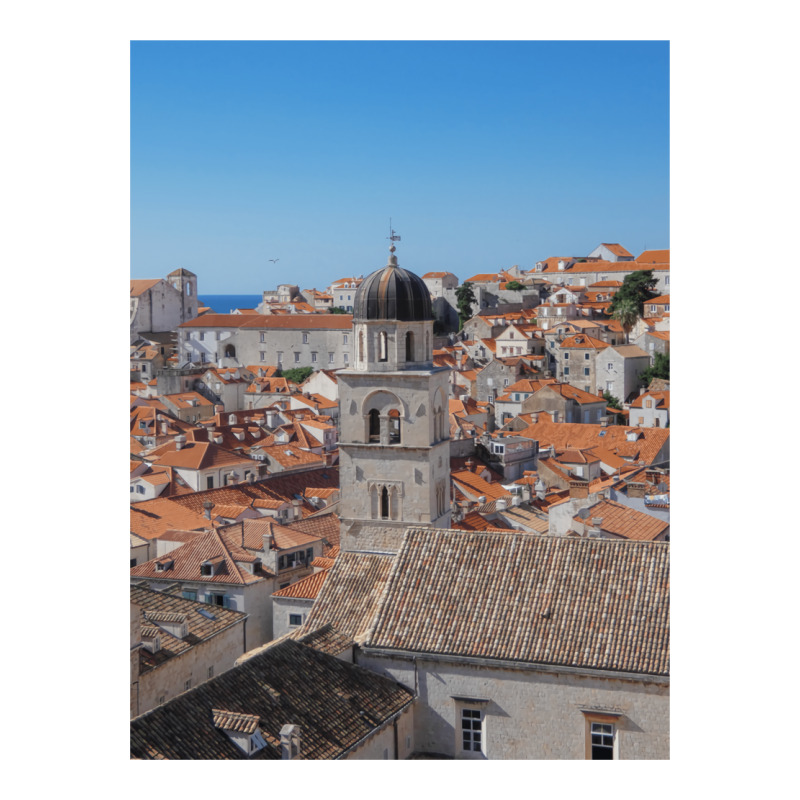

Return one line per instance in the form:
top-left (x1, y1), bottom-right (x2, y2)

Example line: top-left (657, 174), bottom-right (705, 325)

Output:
top-left (294, 352), bottom-right (300, 363)
top-left (289, 614), bottom-right (302, 627)
top-left (207, 666), bottom-right (214, 679)
top-left (206, 476), bottom-right (214, 490)
top-left (329, 353), bottom-right (334, 363)
top-left (584, 367), bottom-right (590, 376)
top-left (461, 708), bottom-right (483, 753)
top-left (590, 722), bottom-right (615, 760)
top-left (260, 332), bottom-right (266, 343)
top-left (303, 333), bottom-right (309, 343)
top-left (343, 334), bottom-right (348, 345)
top-left (130, 558), bottom-right (137, 568)
top-left (184, 679), bottom-right (192, 692)
top-left (343, 353), bottom-right (349, 363)
top-left (306, 547), bottom-right (314, 563)
top-left (584, 352), bottom-right (590, 360)
top-left (311, 352), bottom-right (317, 362)
top-left (199, 332), bottom-right (205, 341)
top-left (260, 351), bottom-right (266, 361)
top-left (564, 352), bottom-right (569, 360)
top-left (564, 366), bottom-right (570, 375)
top-left (277, 351), bottom-right (283, 363)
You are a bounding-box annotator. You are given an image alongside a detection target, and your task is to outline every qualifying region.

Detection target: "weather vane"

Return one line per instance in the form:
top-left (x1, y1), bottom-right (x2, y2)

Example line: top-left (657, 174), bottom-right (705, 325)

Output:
top-left (387, 218), bottom-right (401, 245)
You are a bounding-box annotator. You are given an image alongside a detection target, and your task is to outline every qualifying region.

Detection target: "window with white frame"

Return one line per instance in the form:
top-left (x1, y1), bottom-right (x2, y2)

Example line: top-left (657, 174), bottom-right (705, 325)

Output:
top-left (294, 352), bottom-right (300, 363)
top-left (584, 352), bottom-right (590, 360)
top-left (329, 353), bottom-right (334, 363)
top-left (590, 722), bottom-right (615, 759)
top-left (302, 332), bottom-right (309, 344)
top-left (461, 708), bottom-right (484, 754)
top-left (311, 352), bottom-right (317, 362)
top-left (584, 367), bottom-right (590, 376)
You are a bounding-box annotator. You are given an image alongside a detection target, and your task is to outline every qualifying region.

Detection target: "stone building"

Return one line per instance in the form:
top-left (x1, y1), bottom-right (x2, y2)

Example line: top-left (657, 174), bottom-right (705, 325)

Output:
top-left (304, 529), bottom-right (670, 759)
top-left (130, 269), bottom-right (198, 342)
top-left (337, 245), bottom-right (452, 554)
top-left (130, 584), bottom-right (247, 718)
top-left (177, 313), bottom-right (354, 370)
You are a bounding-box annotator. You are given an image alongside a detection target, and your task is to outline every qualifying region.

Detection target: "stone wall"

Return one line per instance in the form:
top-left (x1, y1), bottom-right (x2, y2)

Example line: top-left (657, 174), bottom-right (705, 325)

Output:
top-left (357, 652), bottom-right (669, 760)
top-left (133, 618), bottom-right (246, 719)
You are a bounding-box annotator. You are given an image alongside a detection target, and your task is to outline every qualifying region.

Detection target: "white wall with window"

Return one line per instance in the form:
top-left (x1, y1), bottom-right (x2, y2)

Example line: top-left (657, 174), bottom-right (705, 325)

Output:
top-left (355, 653), bottom-right (669, 759)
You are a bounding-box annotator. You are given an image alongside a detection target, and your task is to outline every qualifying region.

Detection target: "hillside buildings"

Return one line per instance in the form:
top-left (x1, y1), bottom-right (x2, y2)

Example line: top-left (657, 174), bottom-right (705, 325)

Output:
top-left (130, 239), bottom-right (670, 759)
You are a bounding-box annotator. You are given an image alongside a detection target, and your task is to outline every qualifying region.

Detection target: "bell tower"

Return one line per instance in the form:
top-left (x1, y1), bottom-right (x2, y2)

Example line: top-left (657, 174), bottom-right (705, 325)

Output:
top-left (338, 244), bottom-right (451, 554)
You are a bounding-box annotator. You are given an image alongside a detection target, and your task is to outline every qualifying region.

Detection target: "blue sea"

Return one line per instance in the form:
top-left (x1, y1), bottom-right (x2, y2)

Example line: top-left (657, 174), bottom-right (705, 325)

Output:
top-left (199, 294), bottom-right (262, 314)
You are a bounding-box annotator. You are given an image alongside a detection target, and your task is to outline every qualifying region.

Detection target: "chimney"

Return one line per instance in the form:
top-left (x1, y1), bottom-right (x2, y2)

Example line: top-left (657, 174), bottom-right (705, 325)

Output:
top-left (569, 480), bottom-right (589, 499)
top-left (215, 404), bottom-right (224, 414)
top-left (496, 498), bottom-right (508, 512)
top-left (203, 501), bottom-right (214, 520)
top-left (626, 482), bottom-right (647, 498)
top-left (530, 412), bottom-right (539, 423)
top-left (551, 410), bottom-right (559, 423)
top-left (280, 724), bottom-right (301, 760)
top-left (174, 434), bottom-right (187, 451)
top-left (262, 532), bottom-right (271, 554)
top-left (292, 498), bottom-right (302, 520)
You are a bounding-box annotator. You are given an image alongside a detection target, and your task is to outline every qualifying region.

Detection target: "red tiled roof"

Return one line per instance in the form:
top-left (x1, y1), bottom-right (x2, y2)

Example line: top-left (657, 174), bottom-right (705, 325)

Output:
top-left (273, 570), bottom-right (328, 599)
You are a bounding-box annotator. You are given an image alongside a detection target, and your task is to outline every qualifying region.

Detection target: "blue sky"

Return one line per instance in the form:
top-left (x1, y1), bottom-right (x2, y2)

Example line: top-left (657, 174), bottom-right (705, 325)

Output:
top-left (131, 41), bottom-right (669, 293)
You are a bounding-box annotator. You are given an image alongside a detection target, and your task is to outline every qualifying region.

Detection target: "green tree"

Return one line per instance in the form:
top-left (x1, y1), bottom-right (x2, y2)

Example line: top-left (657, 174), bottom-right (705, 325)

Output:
top-left (329, 306), bottom-right (349, 314)
top-left (638, 352), bottom-right (670, 386)
top-left (611, 295), bottom-right (641, 344)
top-left (602, 391), bottom-right (625, 425)
top-left (504, 280), bottom-right (524, 291)
top-left (609, 270), bottom-right (658, 317)
top-left (281, 366), bottom-right (314, 384)
top-left (455, 282), bottom-right (476, 331)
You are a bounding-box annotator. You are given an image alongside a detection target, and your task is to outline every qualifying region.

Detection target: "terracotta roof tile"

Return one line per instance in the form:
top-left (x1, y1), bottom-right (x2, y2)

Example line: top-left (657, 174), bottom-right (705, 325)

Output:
top-left (273, 570), bottom-right (328, 599)
top-left (365, 529), bottom-right (669, 676)
top-left (301, 552), bottom-right (395, 644)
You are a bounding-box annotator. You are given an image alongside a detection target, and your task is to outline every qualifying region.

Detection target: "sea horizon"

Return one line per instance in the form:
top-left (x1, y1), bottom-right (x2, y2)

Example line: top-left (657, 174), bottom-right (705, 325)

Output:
top-left (198, 294), bottom-right (262, 314)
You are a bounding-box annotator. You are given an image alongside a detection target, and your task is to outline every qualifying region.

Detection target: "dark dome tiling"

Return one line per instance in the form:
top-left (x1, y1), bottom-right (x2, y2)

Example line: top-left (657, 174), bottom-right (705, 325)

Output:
top-left (353, 254), bottom-right (433, 322)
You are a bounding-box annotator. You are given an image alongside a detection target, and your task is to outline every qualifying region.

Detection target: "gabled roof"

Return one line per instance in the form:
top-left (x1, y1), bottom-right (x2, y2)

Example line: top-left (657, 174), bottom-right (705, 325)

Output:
top-left (598, 243), bottom-right (633, 258)
top-left (637, 249), bottom-right (670, 264)
top-left (130, 638), bottom-right (413, 759)
top-left (364, 529), bottom-right (669, 676)
top-left (131, 585), bottom-right (246, 672)
top-left (301, 552), bottom-right (395, 644)
top-left (630, 391), bottom-right (670, 410)
top-left (573, 499), bottom-right (669, 541)
top-left (559, 334), bottom-right (609, 350)
top-left (131, 279), bottom-right (162, 296)
top-left (130, 499), bottom-right (209, 541)
top-left (130, 527), bottom-right (271, 585)
top-left (272, 570), bottom-right (328, 599)
top-left (149, 441), bottom-right (255, 471)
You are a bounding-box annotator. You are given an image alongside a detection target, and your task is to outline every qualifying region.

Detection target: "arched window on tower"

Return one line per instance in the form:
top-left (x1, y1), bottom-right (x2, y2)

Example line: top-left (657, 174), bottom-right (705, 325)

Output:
top-left (381, 486), bottom-right (390, 520)
top-left (186, 283), bottom-right (192, 297)
top-left (388, 408), bottom-right (401, 444)
top-left (405, 331), bottom-right (415, 362)
top-left (224, 344), bottom-right (236, 358)
top-left (359, 330), bottom-right (365, 363)
top-left (378, 331), bottom-right (388, 362)
top-left (368, 409), bottom-right (380, 442)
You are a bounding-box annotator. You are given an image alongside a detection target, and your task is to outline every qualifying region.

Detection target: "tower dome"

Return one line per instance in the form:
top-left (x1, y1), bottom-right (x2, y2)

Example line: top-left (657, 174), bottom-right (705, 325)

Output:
top-left (353, 245), bottom-right (433, 322)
